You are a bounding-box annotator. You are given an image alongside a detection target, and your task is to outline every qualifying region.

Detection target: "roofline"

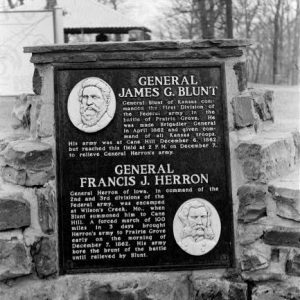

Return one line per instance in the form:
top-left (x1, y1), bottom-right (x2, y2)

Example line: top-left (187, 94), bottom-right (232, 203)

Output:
top-left (0, 9), bottom-right (53, 13)
top-left (24, 39), bottom-right (252, 54)
top-left (64, 27), bottom-right (151, 34)
top-left (0, 9), bottom-right (151, 34)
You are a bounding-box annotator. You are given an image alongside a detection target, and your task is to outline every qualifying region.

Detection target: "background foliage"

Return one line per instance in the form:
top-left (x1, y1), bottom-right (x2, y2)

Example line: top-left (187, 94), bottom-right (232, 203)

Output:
top-left (4, 0), bottom-right (300, 85)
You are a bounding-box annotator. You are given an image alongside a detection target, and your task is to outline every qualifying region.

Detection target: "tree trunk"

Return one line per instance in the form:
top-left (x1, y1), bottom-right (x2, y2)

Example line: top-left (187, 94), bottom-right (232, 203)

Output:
top-left (273, 0), bottom-right (282, 84)
top-left (286, 6), bottom-right (292, 84)
top-left (208, 1), bottom-right (215, 38)
top-left (7, 0), bottom-right (16, 8)
top-left (244, 0), bottom-right (249, 38)
top-left (199, 0), bottom-right (210, 38)
top-left (111, 0), bottom-right (117, 10)
top-left (255, 51), bottom-right (262, 83)
top-left (292, 0), bottom-right (300, 85)
top-left (226, 0), bottom-right (233, 38)
top-left (278, 2), bottom-right (284, 82)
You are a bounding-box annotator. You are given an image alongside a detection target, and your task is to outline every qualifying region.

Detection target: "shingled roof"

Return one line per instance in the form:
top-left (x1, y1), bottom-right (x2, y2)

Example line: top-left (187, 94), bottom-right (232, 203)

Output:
top-left (13, 0), bottom-right (150, 34)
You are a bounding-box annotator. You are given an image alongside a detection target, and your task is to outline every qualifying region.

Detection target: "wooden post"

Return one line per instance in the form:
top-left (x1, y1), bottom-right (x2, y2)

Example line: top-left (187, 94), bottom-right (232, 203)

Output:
top-left (53, 6), bottom-right (64, 43)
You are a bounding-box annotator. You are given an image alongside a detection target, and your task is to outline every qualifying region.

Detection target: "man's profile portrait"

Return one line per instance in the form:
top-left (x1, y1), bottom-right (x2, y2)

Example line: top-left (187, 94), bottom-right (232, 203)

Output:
top-left (67, 77), bottom-right (116, 133)
top-left (173, 198), bottom-right (221, 256)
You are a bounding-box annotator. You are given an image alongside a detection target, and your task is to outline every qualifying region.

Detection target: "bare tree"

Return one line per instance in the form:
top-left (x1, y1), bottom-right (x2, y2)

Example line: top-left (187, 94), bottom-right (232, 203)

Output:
top-left (291, 0), bottom-right (300, 84)
top-left (197, 0), bottom-right (226, 38)
top-left (226, 0), bottom-right (234, 38)
top-left (233, 0), bottom-right (299, 85)
top-left (158, 0), bottom-right (201, 40)
top-left (159, 0), bottom-right (227, 40)
top-left (6, 0), bottom-right (23, 8)
top-left (97, 0), bottom-right (122, 10)
top-left (273, 0), bottom-right (283, 83)
top-left (233, 0), bottom-right (261, 39)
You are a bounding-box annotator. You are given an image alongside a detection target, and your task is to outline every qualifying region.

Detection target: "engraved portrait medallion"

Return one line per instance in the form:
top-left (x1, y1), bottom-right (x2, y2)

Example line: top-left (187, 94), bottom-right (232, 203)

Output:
top-left (67, 77), bottom-right (116, 133)
top-left (173, 198), bottom-right (221, 256)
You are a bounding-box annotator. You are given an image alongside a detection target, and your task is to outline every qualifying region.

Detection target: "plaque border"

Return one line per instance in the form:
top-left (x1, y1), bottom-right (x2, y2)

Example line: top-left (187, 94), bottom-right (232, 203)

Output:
top-left (54, 61), bottom-right (235, 275)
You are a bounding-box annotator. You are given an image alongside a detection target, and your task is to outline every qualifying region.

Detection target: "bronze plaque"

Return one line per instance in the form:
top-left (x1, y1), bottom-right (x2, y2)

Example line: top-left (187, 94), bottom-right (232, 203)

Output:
top-left (55, 63), bottom-right (234, 274)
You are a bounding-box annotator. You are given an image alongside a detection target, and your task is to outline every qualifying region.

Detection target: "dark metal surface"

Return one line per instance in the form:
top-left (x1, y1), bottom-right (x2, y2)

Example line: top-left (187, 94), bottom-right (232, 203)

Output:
top-left (55, 63), bottom-right (234, 274)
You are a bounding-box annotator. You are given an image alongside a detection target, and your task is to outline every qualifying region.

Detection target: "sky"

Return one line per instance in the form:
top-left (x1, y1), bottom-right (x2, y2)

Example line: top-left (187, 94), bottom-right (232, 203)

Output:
top-left (121, 0), bottom-right (169, 26)
top-left (119, 0), bottom-right (172, 38)
top-left (0, 0), bottom-right (172, 39)
top-left (0, 0), bottom-right (171, 25)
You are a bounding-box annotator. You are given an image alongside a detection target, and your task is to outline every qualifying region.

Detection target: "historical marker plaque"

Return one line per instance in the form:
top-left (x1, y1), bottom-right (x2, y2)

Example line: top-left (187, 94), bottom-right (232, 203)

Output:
top-left (55, 63), bottom-right (234, 274)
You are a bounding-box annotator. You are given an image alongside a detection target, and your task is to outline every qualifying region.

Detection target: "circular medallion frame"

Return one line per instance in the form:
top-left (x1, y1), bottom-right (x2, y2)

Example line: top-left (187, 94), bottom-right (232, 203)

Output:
top-left (67, 77), bottom-right (116, 133)
top-left (173, 198), bottom-right (221, 256)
